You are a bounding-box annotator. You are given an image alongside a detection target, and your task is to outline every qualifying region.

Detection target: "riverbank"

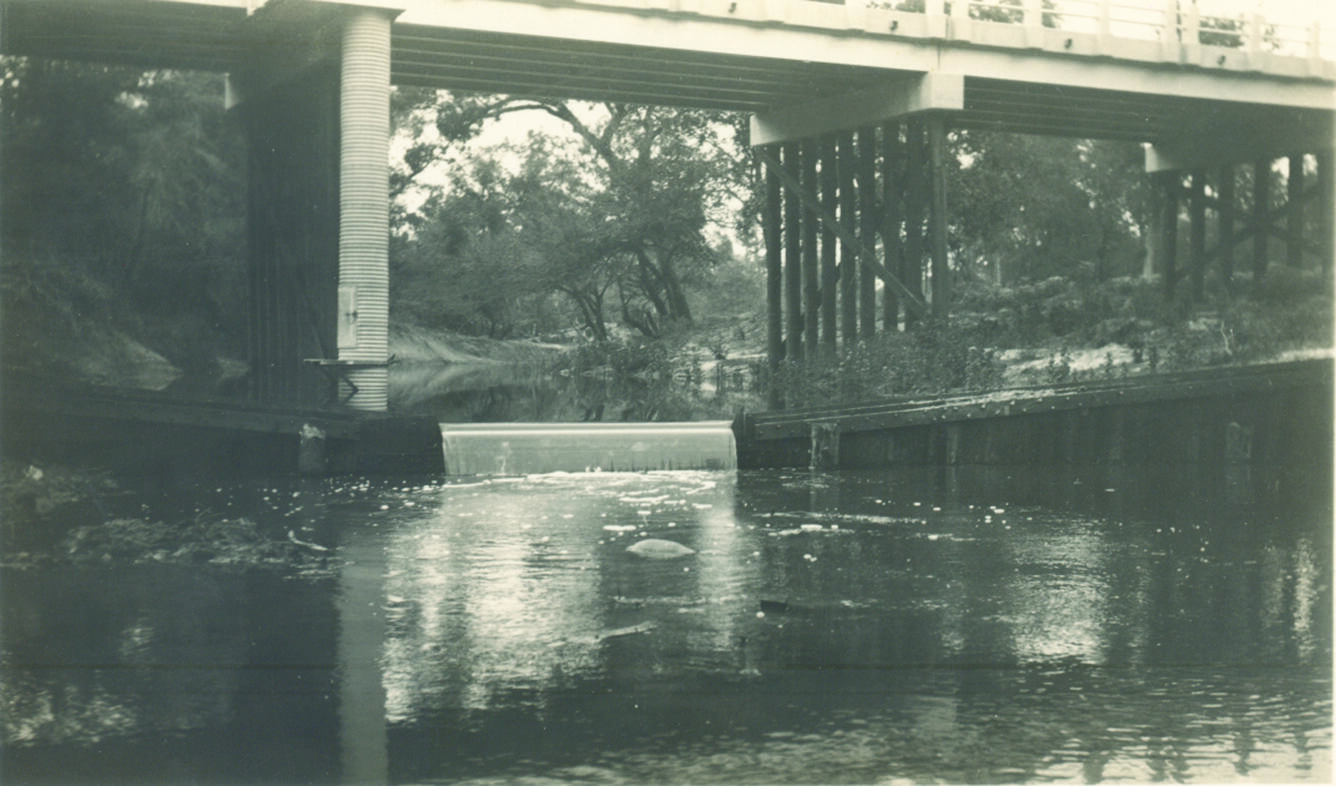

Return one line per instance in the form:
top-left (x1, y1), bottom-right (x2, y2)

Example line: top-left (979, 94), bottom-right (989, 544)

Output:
top-left (4, 261), bottom-right (1329, 423)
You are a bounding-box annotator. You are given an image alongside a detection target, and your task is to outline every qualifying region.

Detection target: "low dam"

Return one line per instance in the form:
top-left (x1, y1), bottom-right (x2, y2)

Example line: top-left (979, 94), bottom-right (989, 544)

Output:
top-left (440, 421), bottom-right (737, 475)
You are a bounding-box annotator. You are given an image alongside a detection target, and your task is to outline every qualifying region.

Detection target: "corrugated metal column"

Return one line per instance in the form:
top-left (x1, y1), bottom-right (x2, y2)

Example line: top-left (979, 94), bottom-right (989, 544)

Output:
top-left (338, 7), bottom-right (394, 410)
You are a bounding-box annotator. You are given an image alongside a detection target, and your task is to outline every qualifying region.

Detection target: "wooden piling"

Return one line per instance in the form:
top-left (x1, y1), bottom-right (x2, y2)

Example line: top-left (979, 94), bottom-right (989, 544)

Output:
top-left (801, 139), bottom-right (820, 356)
top-left (927, 116), bottom-right (950, 319)
top-left (838, 132), bottom-right (859, 347)
top-left (784, 142), bottom-right (804, 363)
top-left (820, 135), bottom-right (839, 352)
top-left (1320, 150), bottom-right (1334, 285)
top-left (858, 126), bottom-right (879, 337)
top-left (762, 146), bottom-right (783, 405)
top-left (1158, 171), bottom-right (1179, 298)
top-left (1189, 168), bottom-right (1206, 301)
top-left (881, 122), bottom-right (902, 332)
top-left (1253, 157), bottom-right (1270, 285)
top-left (1218, 164), bottom-right (1235, 284)
top-left (1287, 154), bottom-right (1304, 268)
top-left (904, 119), bottom-right (926, 328)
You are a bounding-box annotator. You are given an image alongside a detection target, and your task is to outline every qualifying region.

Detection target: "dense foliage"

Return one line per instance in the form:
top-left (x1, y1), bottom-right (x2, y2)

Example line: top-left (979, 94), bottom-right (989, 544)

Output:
top-left (390, 92), bottom-right (750, 341)
top-left (3, 57), bottom-right (1328, 417)
top-left (2, 59), bottom-right (247, 387)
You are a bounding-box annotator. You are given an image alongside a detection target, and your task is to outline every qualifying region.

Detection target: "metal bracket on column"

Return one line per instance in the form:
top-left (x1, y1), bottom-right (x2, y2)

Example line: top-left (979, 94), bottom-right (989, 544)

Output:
top-left (755, 146), bottom-right (929, 319)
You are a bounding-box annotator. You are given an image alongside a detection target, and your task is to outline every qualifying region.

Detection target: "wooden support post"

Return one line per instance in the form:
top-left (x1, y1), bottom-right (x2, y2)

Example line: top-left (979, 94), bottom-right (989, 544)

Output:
top-left (881, 122), bottom-right (901, 332)
top-left (801, 140), bottom-right (820, 357)
top-left (1319, 151), bottom-right (1334, 285)
top-left (838, 132), bottom-right (859, 347)
top-left (858, 127), bottom-right (879, 338)
top-left (783, 142), bottom-right (804, 363)
top-left (762, 146), bottom-right (783, 403)
top-left (1158, 171), bottom-right (1179, 299)
top-left (810, 422), bottom-right (840, 470)
top-left (1253, 157), bottom-right (1270, 286)
top-left (927, 115), bottom-right (950, 319)
top-left (754, 148), bottom-right (928, 321)
top-left (1218, 164), bottom-right (1235, 285)
top-left (1287, 154), bottom-right (1304, 268)
top-left (904, 119), bottom-right (926, 327)
top-left (1189, 168), bottom-right (1206, 301)
top-left (820, 135), bottom-right (839, 352)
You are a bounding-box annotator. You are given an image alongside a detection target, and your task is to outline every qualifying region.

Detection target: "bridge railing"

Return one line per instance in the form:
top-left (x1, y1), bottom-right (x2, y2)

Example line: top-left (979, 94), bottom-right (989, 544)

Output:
top-left (885, 0), bottom-right (1331, 62)
top-left (558, 0), bottom-right (1331, 75)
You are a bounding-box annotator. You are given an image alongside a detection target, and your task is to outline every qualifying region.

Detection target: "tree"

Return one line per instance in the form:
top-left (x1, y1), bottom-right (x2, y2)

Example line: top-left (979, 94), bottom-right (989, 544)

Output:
top-left (395, 92), bottom-right (747, 339)
top-left (949, 131), bottom-right (1146, 285)
top-left (2, 58), bottom-right (247, 381)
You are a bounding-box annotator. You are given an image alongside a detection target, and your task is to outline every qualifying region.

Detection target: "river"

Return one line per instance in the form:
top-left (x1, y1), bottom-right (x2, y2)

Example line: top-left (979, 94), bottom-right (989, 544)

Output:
top-left (1, 463), bottom-right (1330, 784)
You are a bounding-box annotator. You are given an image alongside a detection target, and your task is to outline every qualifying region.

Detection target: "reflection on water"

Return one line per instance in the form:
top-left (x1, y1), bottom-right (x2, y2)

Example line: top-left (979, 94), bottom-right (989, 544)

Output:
top-left (1, 466), bottom-right (1330, 784)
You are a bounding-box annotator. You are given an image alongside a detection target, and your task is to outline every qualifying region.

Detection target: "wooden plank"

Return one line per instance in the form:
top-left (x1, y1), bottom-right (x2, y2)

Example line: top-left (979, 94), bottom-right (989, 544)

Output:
top-left (748, 359), bottom-right (1332, 440)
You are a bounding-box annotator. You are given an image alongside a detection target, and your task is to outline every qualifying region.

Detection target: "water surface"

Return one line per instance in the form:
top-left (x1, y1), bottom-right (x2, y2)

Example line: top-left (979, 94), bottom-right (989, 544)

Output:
top-left (2, 465), bottom-right (1329, 783)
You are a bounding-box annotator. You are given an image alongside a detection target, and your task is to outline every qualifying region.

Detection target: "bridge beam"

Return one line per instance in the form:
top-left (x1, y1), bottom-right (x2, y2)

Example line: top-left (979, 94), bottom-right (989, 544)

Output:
top-left (1145, 110), bottom-right (1334, 174)
top-left (749, 73), bottom-right (964, 148)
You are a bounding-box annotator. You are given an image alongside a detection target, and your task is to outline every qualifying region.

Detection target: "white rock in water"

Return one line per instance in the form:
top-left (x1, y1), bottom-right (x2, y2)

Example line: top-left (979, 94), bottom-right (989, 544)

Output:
top-left (626, 538), bottom-right (696, 560)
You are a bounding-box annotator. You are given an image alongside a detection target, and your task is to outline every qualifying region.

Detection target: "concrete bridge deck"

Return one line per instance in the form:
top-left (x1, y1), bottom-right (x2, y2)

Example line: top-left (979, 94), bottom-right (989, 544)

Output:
top-left (2, 0), bottom-right (1332, 152)
top-left (3, 0), bottom-right (1332, 416)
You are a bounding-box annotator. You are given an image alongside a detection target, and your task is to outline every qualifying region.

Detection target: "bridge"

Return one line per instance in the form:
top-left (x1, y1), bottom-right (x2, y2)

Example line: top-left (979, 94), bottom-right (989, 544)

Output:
top-left (3, 0), bottom-right (1334, 413)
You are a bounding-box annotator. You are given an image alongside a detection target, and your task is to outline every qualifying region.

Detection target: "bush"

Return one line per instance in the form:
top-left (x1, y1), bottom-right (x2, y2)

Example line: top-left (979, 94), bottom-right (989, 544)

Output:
top-left (773, 321), bottom-right (1006, 409)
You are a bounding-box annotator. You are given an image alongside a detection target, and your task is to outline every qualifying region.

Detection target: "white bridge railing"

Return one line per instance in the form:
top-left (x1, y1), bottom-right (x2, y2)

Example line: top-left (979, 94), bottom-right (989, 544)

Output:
top-left (879, 0), bottom-right (1331, 63)
top-left (932, 0), bottom-right (1326, 58)
top-left (549, 0), bottom-right (1332, 75)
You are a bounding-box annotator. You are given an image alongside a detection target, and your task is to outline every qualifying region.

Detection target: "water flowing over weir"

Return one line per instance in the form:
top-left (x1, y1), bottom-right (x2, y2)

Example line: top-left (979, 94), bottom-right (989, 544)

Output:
top-left (440, 421), bottom-right (737, 475)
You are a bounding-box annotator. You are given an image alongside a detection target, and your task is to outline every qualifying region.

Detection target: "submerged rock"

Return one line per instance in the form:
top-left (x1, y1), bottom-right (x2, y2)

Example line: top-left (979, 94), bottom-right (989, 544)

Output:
top-left (626, 538), bottom-right (696, 560)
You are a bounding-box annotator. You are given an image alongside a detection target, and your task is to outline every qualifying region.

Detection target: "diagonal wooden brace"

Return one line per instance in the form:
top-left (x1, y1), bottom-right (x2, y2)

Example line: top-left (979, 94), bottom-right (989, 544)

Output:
top-left (755, 146), bottom-right (929, 319)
